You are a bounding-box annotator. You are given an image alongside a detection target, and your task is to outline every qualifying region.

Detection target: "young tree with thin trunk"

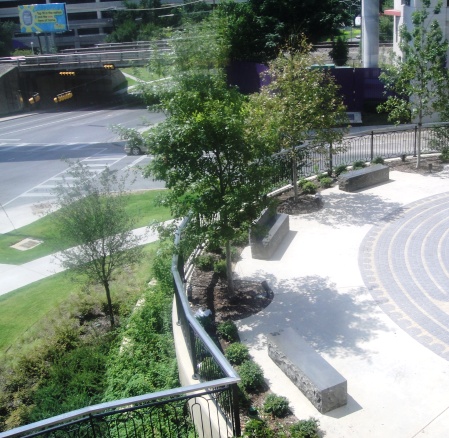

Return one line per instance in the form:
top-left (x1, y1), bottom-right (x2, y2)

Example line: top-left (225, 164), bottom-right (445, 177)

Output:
top-left (51, 162), bottom-right (143, 328)
top-left (247, 40), bottom-right (348, 201)
top-left (378, 0), bottom-right (449, 168)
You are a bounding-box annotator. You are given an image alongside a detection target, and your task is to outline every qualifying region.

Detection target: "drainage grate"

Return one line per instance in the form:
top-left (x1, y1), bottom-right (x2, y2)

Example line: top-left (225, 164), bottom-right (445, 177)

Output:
top-left (10, 238), bottom-right (43, 251)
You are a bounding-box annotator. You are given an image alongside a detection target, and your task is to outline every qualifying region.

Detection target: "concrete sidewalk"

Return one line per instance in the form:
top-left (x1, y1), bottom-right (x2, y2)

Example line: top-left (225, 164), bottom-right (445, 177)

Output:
top-left (234, 169), bottom-right (449, 437)
top-left (0, 219), bottom-right (161, 297)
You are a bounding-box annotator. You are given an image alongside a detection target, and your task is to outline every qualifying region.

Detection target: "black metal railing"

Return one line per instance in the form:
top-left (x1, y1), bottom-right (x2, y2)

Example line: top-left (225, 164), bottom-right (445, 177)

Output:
top-left (171, 217), bottom-right (241, 437)
top-left (268, 123), bottom-right (449, 185)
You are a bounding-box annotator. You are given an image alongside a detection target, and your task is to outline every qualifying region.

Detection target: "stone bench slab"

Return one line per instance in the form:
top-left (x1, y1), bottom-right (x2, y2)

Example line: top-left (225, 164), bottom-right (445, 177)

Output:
top-left (250, 210), bottom-right (289, 260)
top-left (267, 328), bottom-right (347, 413)
top-left (339, 164), bottom-right (389, 192)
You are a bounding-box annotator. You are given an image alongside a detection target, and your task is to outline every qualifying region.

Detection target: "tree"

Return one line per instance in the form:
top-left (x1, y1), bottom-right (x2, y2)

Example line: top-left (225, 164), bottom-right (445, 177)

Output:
top-left (0, 21), bottom-right (14, 57)
top-left (217, 0), bottom-right (350, 63)
top-left (247, 40), bottom-right (348, 201)
top-left (51, 162), bottom-right (143, 328)
top-left (138, 18), bottom-right (274, 296)
top-left (379, 0), bottom-right (394, 43)
top-left (105, 0), bottom-right (164, 43)
top-left (329, 36), bottom-right (349, 66)
top-left (378, 0), bottom-right (449, 167)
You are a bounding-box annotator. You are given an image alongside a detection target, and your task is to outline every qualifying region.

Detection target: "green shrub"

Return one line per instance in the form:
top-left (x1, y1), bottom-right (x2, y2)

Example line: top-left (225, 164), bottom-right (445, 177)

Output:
top-left (299, 180), bottom-right (318, 195)
top-left (317, 172), bottom-right (330, 181)
top-left (352, 160), bottom-right (366, 170)
top-left (196, 315), bottom-right (215, 334)
top-left (238, 360), bottom-right (265, 392)
top-left (440, 146), bottom-right (449, 163)
top-left (217, 320), bottom-right (239, 342)
top-left (318, 176), bottom-right (333, 188)
top-left (263, 393), bottom-right (290, 418)
top-left (194, 253), bottom-right (214, 271)
top-left (329, 36), bottom-right (349, 66)
top-left (334, 164), bottom-right (347, 176)
top-left (290, 418), bottom-right (320, 438)
top-left (238, 385), bottom-right (252, 409)
top-left (213, 259), bottom-right (227, 277)
top-left (243, 419), bottom-right (273, 437)
top-left (372, 156), bottom-right (385, 165)
top-left (225, 342), bottom-right (249, 365)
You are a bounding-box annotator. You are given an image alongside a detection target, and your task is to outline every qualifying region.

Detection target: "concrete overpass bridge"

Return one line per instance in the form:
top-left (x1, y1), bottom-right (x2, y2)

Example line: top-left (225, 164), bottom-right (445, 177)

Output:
top-left (0, 48), bottom-right (157, 73)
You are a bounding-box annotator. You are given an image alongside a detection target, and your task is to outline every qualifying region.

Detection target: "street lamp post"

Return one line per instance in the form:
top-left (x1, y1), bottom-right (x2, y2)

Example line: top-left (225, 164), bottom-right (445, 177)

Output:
top-left (30, 41), bottom-right (34, 55)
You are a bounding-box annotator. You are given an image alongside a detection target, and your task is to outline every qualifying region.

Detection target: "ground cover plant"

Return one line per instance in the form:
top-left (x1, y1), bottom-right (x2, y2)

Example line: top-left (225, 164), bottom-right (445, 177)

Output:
top-left (0, 241), bottom-right (180, 432)
top-left (0, 189), bottom-right (170, 265)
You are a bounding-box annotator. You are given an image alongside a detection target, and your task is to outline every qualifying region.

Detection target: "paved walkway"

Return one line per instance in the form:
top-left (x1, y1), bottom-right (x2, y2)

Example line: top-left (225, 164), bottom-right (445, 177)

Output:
top-left (235, 168), bottom-right (449, 438)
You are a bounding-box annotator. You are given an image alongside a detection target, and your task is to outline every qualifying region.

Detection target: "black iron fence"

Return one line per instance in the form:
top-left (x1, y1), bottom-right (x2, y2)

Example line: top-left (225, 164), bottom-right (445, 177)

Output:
top-left (268, 123), bottom-right (449, 187)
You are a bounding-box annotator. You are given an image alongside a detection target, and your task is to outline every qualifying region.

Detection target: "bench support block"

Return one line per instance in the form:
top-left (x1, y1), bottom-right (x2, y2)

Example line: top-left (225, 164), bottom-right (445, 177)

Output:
top-left (267, 328), bottom-right (347, 413)
top-left (250, 208), bottom-right (289, 260)
top-left (339, 164), bottom-right (389, 192)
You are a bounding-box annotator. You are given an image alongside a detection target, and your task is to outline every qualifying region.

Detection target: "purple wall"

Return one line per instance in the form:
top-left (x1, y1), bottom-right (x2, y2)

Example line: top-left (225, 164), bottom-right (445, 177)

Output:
top-left (227, 61), bottom-right (386, 112)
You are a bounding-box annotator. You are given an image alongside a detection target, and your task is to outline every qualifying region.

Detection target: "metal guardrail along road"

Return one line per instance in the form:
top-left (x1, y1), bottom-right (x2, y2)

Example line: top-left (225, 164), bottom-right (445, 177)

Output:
top-left (0, 48), bottom-right (168, 71)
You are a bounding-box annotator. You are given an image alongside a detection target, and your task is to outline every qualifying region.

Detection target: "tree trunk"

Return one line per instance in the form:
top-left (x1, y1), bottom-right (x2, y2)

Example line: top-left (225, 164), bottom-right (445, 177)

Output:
top-left (416, 119), bottom-right (422, 169)
top-left (225, 240), bottom-right (235, 297)
top-left (292, 150), bottom-right (299, 202)
top-left (104, 280), bottom-right (115, 328)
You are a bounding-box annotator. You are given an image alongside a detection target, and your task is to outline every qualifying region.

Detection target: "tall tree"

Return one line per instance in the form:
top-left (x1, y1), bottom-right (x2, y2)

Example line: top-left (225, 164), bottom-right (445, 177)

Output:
top-left (247, 40), bottom-right (348, 201)
top-left (378, 0), bottom-right (449, 167)
top-left (0, 22), bottom-right (14, 57)
top-left (217, 0), bottom-right (349, 62)
top-left (137, 18), bottom-right (274, 296)
top-left (51, 162), bottom-right (143, 328)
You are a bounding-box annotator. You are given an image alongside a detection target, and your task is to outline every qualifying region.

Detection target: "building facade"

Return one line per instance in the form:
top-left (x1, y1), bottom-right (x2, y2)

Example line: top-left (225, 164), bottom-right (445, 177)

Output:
top-left (385, 0), bottom-right (449, 58)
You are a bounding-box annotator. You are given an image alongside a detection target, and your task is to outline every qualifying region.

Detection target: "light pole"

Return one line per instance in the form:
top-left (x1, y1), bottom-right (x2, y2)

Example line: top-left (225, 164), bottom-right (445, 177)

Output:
top-left (30, 41), bottom-right (34, 55)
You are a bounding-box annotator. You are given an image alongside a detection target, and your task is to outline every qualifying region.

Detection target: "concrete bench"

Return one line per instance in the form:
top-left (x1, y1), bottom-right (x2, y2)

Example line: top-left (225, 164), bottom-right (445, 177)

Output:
top-left (267, 328), bottom-right (347, 413)
top-left (250, 208), bottom-right (289, 260)
top-left (339, 164), bottom-right (389, 192)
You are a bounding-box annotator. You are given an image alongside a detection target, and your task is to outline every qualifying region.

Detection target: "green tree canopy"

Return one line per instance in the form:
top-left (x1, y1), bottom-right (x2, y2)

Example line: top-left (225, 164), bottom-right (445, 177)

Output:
top-left (136, 18), bottom-right (275, 295)
top-left (0, 22), bottom-right (14, 57)
top-left (51, 163), bottom-right (143, 327)
top-left (247, 40), bottom-right (348, 199)
top-left (217, 0), bottom-right (350, 63)
top-left (378, 0), bottom-right (449, 167)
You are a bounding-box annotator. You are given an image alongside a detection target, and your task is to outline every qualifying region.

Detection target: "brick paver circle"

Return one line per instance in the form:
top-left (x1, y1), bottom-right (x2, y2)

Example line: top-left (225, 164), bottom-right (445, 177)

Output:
top-left (359, 192), bottom-right (449, 361)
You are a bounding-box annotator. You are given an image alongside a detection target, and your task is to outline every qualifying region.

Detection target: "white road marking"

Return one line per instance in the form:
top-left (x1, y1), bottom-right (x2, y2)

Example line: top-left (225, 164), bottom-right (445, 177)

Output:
top-left (70, 144), bottom-right (90, 150)
top-left (124, 155), bottom-right (148, 169)
top-left (1, 148), bottom-right (133, 205)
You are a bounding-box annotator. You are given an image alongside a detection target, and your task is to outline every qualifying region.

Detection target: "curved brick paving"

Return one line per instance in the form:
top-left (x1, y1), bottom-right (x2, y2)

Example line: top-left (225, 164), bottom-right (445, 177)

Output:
top-left (359, 192), bottom-right (449, 361)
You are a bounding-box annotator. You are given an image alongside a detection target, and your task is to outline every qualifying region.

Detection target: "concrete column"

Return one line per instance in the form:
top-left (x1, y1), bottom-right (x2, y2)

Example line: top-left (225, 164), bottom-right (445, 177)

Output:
top-left (362, 0), bottom-right (380, 67)
top-left (96, 0), bottom-right (105, 34)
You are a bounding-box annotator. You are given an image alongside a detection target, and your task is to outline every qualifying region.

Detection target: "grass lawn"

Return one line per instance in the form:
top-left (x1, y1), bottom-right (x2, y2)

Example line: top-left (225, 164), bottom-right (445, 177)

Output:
top-left (121, 67), bottom-right (161, 83)
top-left (0, 190), bottom-right (170, 265)
top-left (0, 243), bottom-right (159, 359)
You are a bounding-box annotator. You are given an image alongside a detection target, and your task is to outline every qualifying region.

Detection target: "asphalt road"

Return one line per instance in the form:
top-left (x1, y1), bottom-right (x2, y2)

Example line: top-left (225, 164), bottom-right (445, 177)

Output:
top-left (0, 104), bottom-right (166, 211)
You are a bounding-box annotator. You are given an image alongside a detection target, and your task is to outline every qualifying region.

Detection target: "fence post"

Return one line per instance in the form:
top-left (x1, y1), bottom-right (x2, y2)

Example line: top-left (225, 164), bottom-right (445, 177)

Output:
top-left (189, 325), bottom-right (199, 380)
top-left (370, 131), bottom-right (374, 162)
top-left (413, 125), bottom-right (417, 157)
top-left (231, 384), bottom-right (241, 437)
top-left (88, 414), bottom-right (98, 438)
top-left (328, 141), bottom-right (333, 176)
